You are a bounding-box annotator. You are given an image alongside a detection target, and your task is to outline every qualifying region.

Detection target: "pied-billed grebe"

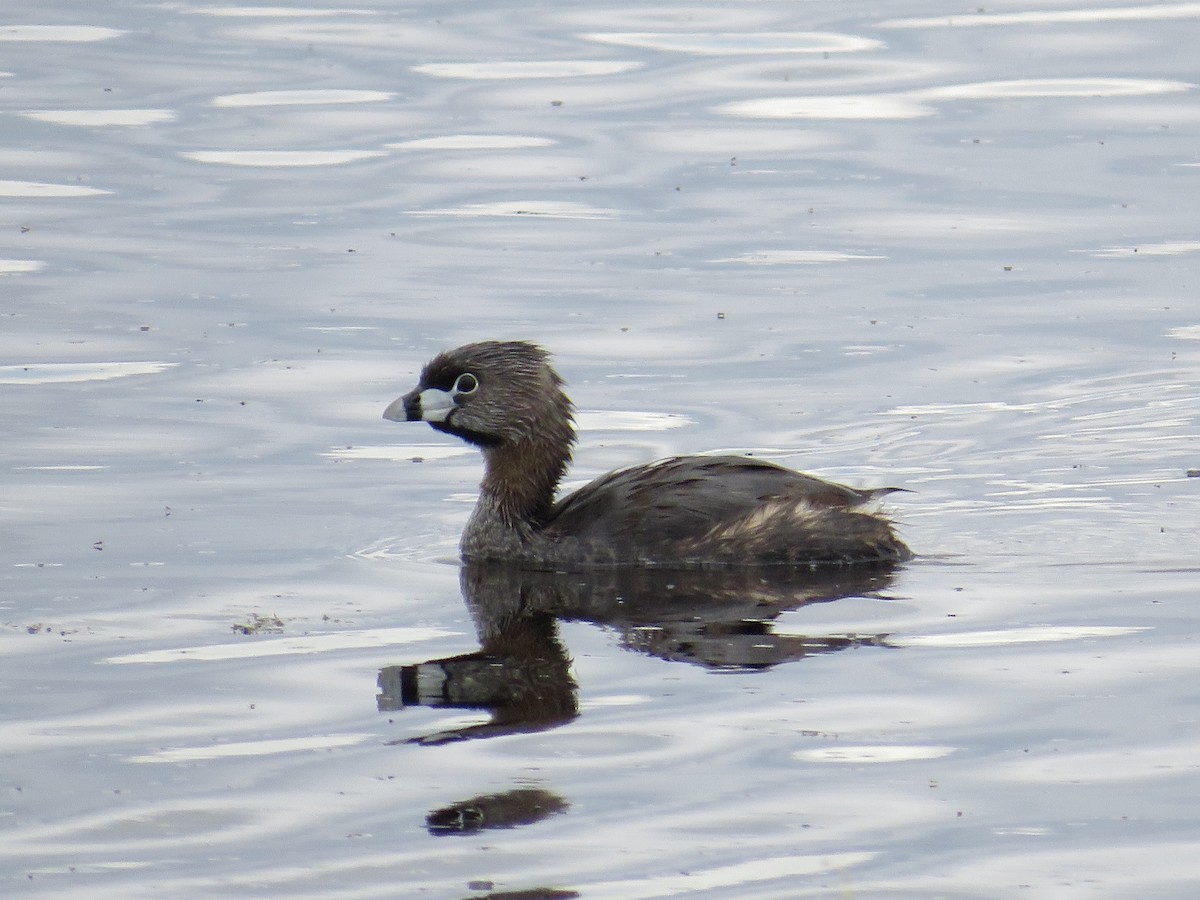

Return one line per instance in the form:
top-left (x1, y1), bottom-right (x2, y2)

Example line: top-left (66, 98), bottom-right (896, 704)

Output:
top-left (384, 341), bottom-right (911, 569)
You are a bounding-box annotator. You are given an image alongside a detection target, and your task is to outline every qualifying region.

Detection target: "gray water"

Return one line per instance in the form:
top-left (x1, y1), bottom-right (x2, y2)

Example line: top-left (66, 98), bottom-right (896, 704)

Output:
top-left (3, 1), bottom-right (1199, 897)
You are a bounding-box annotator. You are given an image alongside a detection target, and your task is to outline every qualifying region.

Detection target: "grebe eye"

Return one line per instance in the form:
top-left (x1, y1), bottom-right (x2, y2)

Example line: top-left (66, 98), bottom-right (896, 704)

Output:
top-left (453, 373), bottom-right (478, 394)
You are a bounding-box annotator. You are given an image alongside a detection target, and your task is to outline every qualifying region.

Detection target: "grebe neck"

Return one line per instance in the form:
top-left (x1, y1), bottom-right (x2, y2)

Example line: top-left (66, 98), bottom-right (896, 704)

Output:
top-left (479, 429), bottom-right (573, 528)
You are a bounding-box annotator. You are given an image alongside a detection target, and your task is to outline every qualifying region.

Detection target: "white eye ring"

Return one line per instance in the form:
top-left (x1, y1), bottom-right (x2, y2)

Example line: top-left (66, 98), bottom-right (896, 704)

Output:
top-left (453, 373), bottom-right (478, 395)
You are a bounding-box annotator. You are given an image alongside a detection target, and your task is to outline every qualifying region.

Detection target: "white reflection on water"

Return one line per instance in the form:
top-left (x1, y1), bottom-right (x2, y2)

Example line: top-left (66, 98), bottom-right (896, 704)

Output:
top-left (994, 737), bottom-right (1200, 783)
top-left (322, 444), bottom-right (474, 461)
top-left (1089, 239), bottom-right (1200, 257)
top-left (712, 250), bottom-right (888, 265)
top-left (889, 376), bottom-right (1194, 416)
top-left (128, 733), bottom-right (373, 763)
top-left (0, 258), bottom-right (44, 273)
top-left (20, 109), bottom-right (176, 126)
top-left (188, 6), bottom-right (375, 17)
top-left (105, 627), bottom-right (459, 664)
top-left (880, 2), bottom-right (1200, 28)
top-left (13, 465), bottom-right (108, 471)
top-left (0, 25), bottom-right (125, 41)
top-left (793, 744), bottom-right (956, 763)
top-left (581, 31), bottom-right (883, 54)
top-left (0, 361), bottom-right (176, 384)
top-left (574, 410), bottom-right (691, 431)
top-left (0, 179), bottom-right (112, 197)
top-left (180, 149), bottom-right (386, 166)
top-left (719, 93), bottom-right (932, 120)
top-left (412, 60), bottom-right (641, 79)
top-left (408, 200), bottom-right (618, 219)
top-left (221, 20), bottom-right (444, 48)
top-left (893, 625), bottom-right (1149, 648)
top-left (920, 77), bottom-right (1193, 100)
top-left (388, 134), bottom-right (557, 150)
top-left (211, 89), bottom-right (393, 107)
top-left (721, 76), bottom-right (1192, 120)
top-left (581, 851), bottom-right (877, 900)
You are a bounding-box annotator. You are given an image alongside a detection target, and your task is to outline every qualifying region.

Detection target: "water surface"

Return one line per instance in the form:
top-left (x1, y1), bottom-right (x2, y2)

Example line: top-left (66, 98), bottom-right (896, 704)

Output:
top-left (2, 1), bottom-right (1198, 897)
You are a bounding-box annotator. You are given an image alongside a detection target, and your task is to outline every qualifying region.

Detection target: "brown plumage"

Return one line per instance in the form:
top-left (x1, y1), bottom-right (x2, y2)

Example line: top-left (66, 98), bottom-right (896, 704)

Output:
top-left (385, 341), bottom-right (911, 569)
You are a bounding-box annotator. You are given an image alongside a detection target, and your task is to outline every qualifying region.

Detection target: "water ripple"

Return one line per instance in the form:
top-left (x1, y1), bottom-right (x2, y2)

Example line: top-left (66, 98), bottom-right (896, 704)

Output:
top-left (413, 60), bottom-right (641, 79)
top-left (0, 258), bottom-right (44, 274)
top-left (211, 89), bottom-right (393, 107)
top-left (581, 31), bottom-right (883, 55)
top-left (128, 733), bottom-right (373, 763)
top-left (718, 93), bottom-right (932, 120)
top-left (580, 851), bottom-right (877, 898)
top-left (721, 77), bottom-right (1192, 121)
top-left (0, 179), bottom-right (111, 197)
top-left (388, 134), bottom-right (557, 150)
top-left (712, 250), bottom-right (888, 265)
top-left (1089, 239), bottom-right (1200, 257)
top-left (0, 361), bottom-right (176, 384)
top-left (105, 627), bottom-right (459, 664)
top-left (793, 744), bottom-right (957, 763)
top-left (0, 25), bottom-right (125, 41)
top-left (189, 6), bottom-right (376, 17)
top-left (919, 76), bottom-right (1193, 100)
top-left (894, 625), bottom-right (1149, 648)
top-left (181, 149), bottom-right (386, 166)
top-left (880, 3), bottom-right (1200, 28)
top-left (21, 109), bottom-right (175, 126)
top-left (407, 200), bottom-right (618, 219)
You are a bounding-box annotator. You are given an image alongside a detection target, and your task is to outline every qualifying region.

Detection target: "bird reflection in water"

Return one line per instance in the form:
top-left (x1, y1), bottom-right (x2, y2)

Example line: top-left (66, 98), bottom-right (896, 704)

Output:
top-left (426, 787), bottom-right (569, 835)
top-left (378, 562), bottom-right (899, 746)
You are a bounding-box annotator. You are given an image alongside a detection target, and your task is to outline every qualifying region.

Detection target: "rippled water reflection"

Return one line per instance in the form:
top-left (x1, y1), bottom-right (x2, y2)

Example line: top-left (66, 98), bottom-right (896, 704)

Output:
top-left (3, 0), bottom-right (1198, 897)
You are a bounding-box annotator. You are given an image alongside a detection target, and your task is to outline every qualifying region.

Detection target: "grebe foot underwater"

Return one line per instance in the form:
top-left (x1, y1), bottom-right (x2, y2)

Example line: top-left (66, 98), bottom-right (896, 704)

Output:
top-left (384, 341), bottom-right (911, 569)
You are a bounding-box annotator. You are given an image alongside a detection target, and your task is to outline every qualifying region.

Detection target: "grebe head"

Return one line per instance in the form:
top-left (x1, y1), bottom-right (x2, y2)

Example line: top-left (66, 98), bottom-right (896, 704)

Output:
top-left (384, 340), bottom-right (574, 453)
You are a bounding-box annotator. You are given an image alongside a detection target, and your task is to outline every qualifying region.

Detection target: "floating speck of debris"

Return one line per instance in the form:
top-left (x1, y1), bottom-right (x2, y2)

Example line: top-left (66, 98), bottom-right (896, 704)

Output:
top-left (232, 613), bottom-right (286, 635)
